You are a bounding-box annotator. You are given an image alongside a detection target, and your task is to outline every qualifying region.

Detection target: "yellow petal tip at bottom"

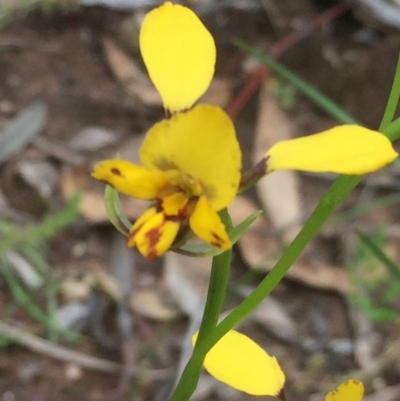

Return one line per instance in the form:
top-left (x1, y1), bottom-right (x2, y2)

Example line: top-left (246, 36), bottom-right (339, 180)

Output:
top-left (192, 330), bottom-right (285, 396)
top-left (325, 379), bottom-right (364, 401)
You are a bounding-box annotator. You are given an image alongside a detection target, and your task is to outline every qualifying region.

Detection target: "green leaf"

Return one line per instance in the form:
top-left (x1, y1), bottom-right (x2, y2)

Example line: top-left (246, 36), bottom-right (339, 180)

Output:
top-left (104, 185), bottom-right (131, 236)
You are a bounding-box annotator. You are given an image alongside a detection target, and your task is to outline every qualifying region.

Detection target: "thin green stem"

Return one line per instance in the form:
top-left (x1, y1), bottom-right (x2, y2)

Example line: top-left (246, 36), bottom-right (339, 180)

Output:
top-left (190, 174), bottom-right (360, 364)
top-left (235, 39), bottom-right (358, 124)
top-left (380, 52), bottom-right (400, 130)
top-left (169, 209), bottom-right (232, 401)
top-left (384, 115), bottom-right (400, 141)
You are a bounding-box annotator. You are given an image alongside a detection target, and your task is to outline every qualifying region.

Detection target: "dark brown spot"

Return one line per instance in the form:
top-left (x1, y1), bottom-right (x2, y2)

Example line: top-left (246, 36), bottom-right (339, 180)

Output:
top-left (144, 224), bottom-right (163, 260)
top-left (212, 232), bottom-right (224, 242)
top-left (111, 167), bottom-right (122, 176)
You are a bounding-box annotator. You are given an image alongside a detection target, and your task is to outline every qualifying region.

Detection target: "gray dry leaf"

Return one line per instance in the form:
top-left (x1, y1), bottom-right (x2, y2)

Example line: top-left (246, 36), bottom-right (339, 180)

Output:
top-left (238, 286), bottom-right (297, 342)
top-left (68, 126), bottom-right (118, 153)
top-left (164, 252), bottom-right (211, 317)
top-left (253, 82), bottom-right (302, 243)
top-left (18, 160), bottom-right (58, 199)
top-left (5, 251), bottom-right (44, 289)
top-left (102, 37), bottom-right (162, 107)
top-left (0, 100), bottom-right (47, 163)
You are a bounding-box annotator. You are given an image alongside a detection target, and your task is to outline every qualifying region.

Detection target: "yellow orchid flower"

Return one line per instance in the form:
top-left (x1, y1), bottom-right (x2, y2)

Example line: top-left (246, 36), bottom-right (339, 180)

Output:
top-left (325, 379), bottom-right (364, 401)
top-left (93, 105), bottom-right (241, 259)
top-left (192, 330), bottom-right (285, 396)
top-left (92, 2), bottom-right (398, 259)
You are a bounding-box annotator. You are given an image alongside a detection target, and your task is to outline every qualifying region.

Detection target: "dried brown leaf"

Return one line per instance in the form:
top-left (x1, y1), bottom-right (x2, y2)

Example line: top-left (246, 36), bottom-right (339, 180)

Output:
top-left (102, 37), bottom-right (161, 106)
top-left (254, 82), bottom-right (302, 243)
top-left (129, 286), bottom-right (181, 321)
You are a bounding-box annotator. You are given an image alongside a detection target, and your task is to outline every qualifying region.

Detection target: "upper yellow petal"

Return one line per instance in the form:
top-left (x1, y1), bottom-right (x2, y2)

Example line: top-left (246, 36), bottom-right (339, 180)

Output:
top-left (325, 379), bottom-right (364, 401)
top-left (192, 330), bottom-right (285, 396)
top-left (92, 159), bottom-right (173, 199)
top-left (140, 2), bottom-right (216, 112)
top-left (189, 196), bottom-right (230, 249)
top-left (140, 105), bottom-right (241, 210)
top-left (266, 125), bottom-right (398, 175)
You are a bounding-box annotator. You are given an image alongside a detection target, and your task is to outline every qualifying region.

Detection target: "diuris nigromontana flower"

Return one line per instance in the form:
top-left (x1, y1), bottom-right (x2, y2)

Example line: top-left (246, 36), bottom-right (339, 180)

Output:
top-left (92, 1), bottom-right (398, 260)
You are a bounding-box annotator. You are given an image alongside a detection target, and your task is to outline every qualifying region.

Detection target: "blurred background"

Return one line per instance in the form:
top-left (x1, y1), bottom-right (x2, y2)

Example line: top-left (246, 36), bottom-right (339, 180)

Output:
top-left (1, 0), bottom-right (400, 400)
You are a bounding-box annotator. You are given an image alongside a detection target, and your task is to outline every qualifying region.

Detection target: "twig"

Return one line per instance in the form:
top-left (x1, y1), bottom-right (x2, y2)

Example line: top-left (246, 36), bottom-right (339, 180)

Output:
top-left (0, 322), bottom-right (121, 373)
top-left (0, 322), bottom-right (172, 379)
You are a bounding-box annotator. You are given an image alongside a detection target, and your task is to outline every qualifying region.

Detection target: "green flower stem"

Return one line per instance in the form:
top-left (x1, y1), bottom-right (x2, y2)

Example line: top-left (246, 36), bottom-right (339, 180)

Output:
top-left (380, 52), bottom-right (400, 130)
top-left (169, 209), bottom-right (232, 401)
top-left (385, 115), bottom-right (400, 139)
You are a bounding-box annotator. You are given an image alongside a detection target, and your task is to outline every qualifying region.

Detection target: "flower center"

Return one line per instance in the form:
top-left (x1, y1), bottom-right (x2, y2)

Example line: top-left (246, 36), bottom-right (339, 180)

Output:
top-left (166, 169), bottom-right (203, 199)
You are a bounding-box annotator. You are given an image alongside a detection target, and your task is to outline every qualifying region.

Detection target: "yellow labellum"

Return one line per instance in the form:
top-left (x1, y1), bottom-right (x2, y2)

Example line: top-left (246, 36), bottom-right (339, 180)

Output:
top-left (192, 330), bottom-right (285, 396)
top-left (267, 125), bottom-right (398, 174)
top-left (140, 105), bottom-right (241, 210)
top-left (140, 2), bottom-right (216, 112)
top-left (325, 379), bottom-right (364, 401)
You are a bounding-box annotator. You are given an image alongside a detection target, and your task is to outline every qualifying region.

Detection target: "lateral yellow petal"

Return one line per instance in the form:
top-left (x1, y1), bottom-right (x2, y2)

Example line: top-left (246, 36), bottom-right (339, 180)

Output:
top-left (92, 159), bottom-right (173, 199)
top-left (189, 196), bottom-right (230, 249)
top-left (129, 210), bottom-right (180, 259)
top-left (325, 379), bottom-right (364, 401)
top-left (140, 2), bottom-right (216, 112)
top-left (128, 206), bottom-right (158, 247)
top-left (266, 125), bottom-right (398, 174)
top-left (192, 330), bottom-right (285, 396)
top-left (140, 105), bottom-right (241, 210)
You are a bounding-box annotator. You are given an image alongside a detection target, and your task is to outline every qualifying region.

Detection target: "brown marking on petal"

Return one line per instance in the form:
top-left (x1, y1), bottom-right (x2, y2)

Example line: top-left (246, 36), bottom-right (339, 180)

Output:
top-left (111, 167), bottom-right (122, 176)
top-left (165, 215), bottom-right (182, 222)
top-left (212, 232), bottom-right (224, 242)
top-left (164, 197), bottom-right (196, 222)
top-left (144, 223), bottom-right (163, 260)
top-left (155, 199), bottom-right (163, 213)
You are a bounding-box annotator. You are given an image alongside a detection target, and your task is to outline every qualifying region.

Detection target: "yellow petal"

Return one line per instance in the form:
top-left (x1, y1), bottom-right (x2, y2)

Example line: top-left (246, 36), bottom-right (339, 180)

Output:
top-left (266, 125), bottom-right (398, 175)
top-left (140, 105), bottom-right (241, 210)
top-left (128, 206), bottom-right (158, 246)
top-left (92, 159), bottom-right (173, 199)
top-left (189, 196), bottom-right (230, 249)
top-left (325, 379), bottom-right (364, 401)
top-left (140, 2), bottom-right (216, 112)
top-left (192, 330), bottom-right (285, 396)
top-left (161, 192), bottom-right (190, 216)
top-left (129, 209), bottom-right (180, 259)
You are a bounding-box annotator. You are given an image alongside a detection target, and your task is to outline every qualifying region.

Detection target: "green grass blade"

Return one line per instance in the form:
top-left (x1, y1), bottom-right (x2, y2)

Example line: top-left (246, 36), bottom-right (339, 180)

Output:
top-left (357, 231), bottom-right (400, 281)
top-left (235, 39), bottom-right (358, 124)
